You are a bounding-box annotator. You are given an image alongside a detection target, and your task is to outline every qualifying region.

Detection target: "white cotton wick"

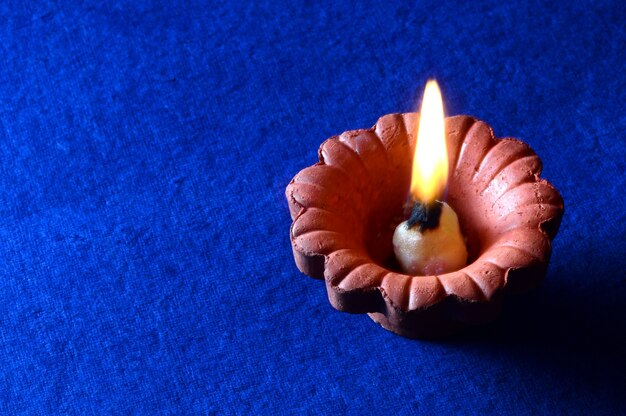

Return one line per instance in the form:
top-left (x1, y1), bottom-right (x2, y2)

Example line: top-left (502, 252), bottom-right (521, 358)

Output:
top-left (392, 202), bottom-right (468, 275)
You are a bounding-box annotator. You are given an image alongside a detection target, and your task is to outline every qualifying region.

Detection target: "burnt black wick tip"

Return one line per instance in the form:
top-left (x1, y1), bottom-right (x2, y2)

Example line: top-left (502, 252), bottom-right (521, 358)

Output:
top-left (406, 200), bottom-right (443, 231)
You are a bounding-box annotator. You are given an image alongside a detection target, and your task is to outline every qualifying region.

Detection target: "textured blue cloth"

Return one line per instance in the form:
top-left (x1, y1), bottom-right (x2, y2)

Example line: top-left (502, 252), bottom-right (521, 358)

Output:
top-left (0, 0), bottom-right (624, 414)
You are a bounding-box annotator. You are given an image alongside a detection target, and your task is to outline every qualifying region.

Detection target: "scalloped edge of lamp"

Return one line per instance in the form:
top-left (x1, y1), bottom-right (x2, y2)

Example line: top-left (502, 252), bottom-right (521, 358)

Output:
top-left (286, 113), bottom-right (564, 338)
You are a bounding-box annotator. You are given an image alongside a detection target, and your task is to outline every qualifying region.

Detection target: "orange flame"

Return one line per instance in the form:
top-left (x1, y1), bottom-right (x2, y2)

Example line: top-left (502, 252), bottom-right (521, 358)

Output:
top-left (411, 80), bottom-right (448, 203)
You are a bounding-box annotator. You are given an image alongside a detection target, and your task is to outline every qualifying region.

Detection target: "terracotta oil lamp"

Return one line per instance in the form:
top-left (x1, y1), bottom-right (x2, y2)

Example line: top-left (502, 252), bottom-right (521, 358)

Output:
top-left (286, 82), bottom-right (564, 338)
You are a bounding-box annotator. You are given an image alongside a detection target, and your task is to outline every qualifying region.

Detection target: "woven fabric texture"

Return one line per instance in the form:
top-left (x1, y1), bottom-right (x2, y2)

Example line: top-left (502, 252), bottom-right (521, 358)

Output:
top-left (0, 1), bottom-right (624, 414)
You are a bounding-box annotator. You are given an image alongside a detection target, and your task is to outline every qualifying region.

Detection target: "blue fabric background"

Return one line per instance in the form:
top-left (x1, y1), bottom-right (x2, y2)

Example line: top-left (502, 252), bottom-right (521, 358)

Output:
top-left (0, 0), bottom-right (624, 414)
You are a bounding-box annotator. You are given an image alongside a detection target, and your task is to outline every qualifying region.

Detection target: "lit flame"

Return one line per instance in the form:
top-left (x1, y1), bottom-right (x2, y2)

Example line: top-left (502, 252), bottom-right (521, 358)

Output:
top-left (411, 80), bottom-right (448, 203)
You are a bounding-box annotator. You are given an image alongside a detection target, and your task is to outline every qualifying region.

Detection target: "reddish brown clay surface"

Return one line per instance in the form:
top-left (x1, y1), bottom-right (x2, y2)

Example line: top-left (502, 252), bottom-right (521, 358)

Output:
top-left (286, 113), bottom-right (564, 338)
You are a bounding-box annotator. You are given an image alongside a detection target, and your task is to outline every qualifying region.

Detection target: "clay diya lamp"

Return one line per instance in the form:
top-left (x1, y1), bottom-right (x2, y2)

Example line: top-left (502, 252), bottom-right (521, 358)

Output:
top-left (286, 107), bottom-right (564, 339)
